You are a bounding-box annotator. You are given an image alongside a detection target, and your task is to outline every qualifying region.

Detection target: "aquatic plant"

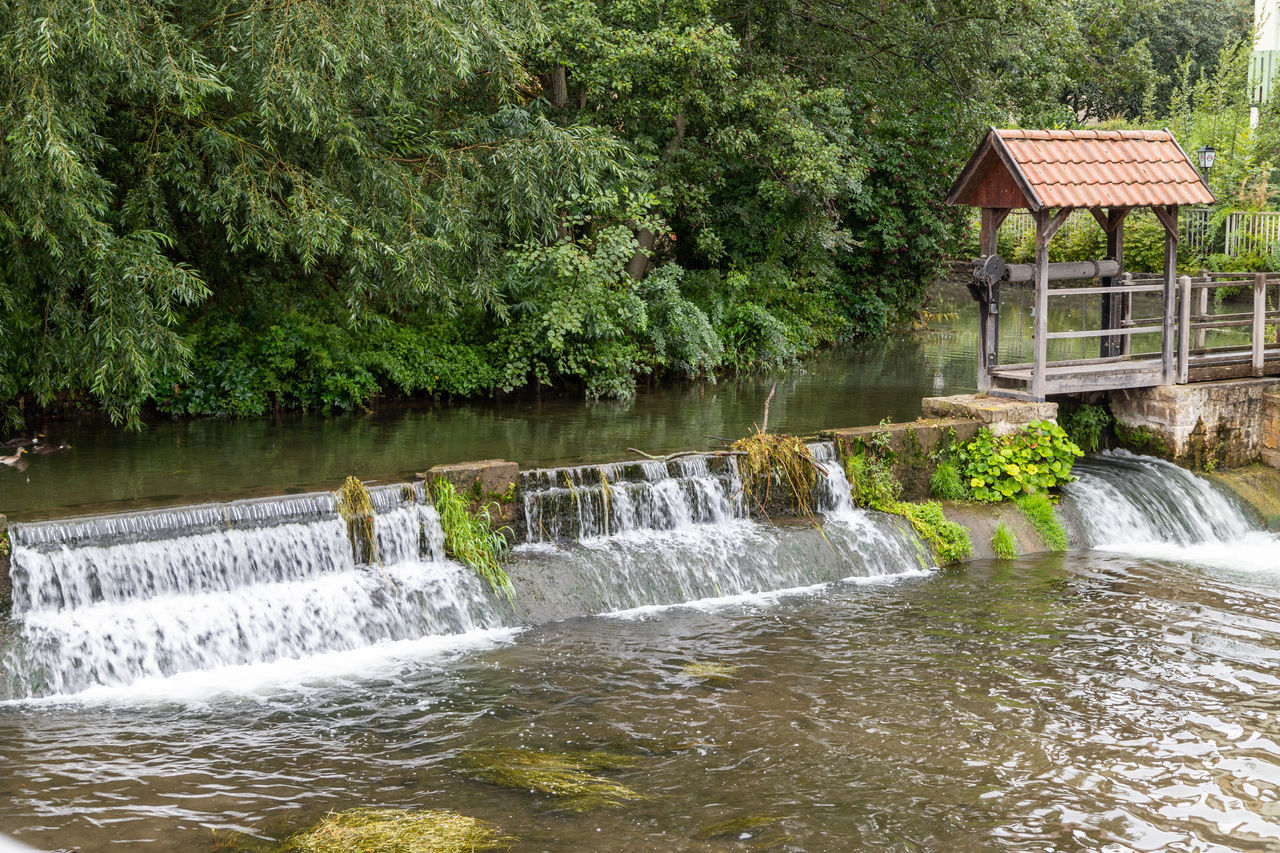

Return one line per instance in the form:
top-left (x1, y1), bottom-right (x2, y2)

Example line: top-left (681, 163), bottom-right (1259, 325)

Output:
top-left (680, 661), bottom-right (739, 686)
top-left (992, 522), bottom-right (1017, 559)
top-left (929, 460), bottom-right (968, 501)
top-left (334, 476), bottom-right (377, 564)
top-left (959, 421), bottom-right (1083, 502)
top-left (431, 479), bottom-right (514, 602)
top-left (1114, 421), bottom-right (1168, 456)
top-left (694, 814), bottom-right (790, 846)
top-left (1060, 404), bottom-right (1112, 453)
top-left (281, 807), bottom-right (512, 853)
top-left (1015, 492), bottom-right (1068, 551)
top-left (732, 430), bottom-right (821, 517)
top-left (844, 448), bottom-right (902, 510)
top-left (455, 747), bottom-right (646, 810)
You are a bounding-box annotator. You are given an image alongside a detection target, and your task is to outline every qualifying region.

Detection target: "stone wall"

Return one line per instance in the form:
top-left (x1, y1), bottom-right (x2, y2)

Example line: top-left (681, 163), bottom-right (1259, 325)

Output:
top-left (0, 513), bottom-right (9, 614)
top-left (1109, 378), bottom-right (1280, 469)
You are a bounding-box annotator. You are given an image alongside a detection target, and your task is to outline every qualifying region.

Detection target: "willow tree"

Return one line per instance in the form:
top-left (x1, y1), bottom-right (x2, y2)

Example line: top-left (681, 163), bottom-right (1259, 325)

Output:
top-left (0, 0), bottom-right (625, 426)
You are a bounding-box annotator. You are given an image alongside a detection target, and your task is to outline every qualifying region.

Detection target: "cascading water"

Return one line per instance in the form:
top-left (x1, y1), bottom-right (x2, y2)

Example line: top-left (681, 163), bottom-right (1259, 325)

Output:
top-left (2, 485), bottom-right (500, 700)
top-left (1061, 449), bottom-right (1280, 572)
top-left (510, 443), bottom-right (929, 617)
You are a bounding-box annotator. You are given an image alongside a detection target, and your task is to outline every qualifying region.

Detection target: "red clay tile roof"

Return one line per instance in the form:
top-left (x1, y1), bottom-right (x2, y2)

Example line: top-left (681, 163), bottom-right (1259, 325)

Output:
top-left (947, 128), bottom-right (1215, 210)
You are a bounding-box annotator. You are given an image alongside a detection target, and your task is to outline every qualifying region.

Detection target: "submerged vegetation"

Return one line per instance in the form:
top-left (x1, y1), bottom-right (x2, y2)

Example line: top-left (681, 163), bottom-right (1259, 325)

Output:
top-left (281, 808), bottom-right (512, 853)
top-left (679, 661), bottom-right (740, 686)
top-left (455, 747), bottom-right (646, 810)
top-left (430, 480), bottom-right (514, 602)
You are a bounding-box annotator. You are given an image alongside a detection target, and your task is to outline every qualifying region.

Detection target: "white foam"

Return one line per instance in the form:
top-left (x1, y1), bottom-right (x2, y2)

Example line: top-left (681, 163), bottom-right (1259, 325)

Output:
top-left (4, 626), bottom-right (522, 707)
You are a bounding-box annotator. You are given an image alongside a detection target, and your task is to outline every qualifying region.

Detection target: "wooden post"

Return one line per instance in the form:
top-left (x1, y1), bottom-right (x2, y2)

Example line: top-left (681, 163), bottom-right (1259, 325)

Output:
top-left (1031, 208), bottom-right (1070, 399)
top-left (977, 208), bottom-right (1008, 392)
top-left (1194, 270), bottom-right (1209, 350)
top-left (1254, 272), bottom-right (1266, 377)
top-left (1098, 208), bottom-right (1128, 357)
top-left (1178, 275), bottom-right (1191, 384)
top-left (1154, 205), bottom-right (1179, 385)
top-left (1121, 272), bottom-right (1133, 356)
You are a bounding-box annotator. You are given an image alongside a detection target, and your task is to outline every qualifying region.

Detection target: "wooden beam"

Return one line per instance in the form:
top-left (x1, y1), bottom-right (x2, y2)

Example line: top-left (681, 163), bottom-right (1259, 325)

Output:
top-left (1152, 205), bottom-right (1179, 241)
top-left (1255, 273), bottom-right (1267, 376)
top-left (1103, 208), bottom-right (1129, 359)
top-left (1042, 208), bottom-right (1072, 243)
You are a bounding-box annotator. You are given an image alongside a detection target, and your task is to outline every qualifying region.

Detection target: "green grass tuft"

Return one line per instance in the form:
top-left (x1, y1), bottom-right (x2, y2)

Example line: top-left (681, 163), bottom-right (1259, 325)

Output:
top-left (893, 499), bottom-right (971, 564)
top-left (1015, 492), bottom-right (1068, 551)
top-left (431, 478), bottom-right (514, 601)
top-left (282, 807), bottom-right (512, 853)
top-left (929, 460), bottom-right (967, 501)
top-left (992, 522), bottom-right (1017, 559)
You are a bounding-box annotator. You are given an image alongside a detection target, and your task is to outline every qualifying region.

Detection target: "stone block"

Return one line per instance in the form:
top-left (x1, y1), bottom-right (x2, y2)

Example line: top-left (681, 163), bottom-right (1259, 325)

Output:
top-left (832, 418), bottom-right (980, 501)
top-left (423, 459), bottom-right (519, 498)
top-left (1110, 378), bottom-right (1280, 469)
top-left (921, 394), bottom-right (1057, 436)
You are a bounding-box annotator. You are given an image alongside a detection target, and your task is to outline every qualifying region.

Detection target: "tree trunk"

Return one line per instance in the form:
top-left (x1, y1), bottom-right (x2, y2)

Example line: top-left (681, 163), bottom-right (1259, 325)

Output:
top-left (627, 229), bottom-right (656, 281)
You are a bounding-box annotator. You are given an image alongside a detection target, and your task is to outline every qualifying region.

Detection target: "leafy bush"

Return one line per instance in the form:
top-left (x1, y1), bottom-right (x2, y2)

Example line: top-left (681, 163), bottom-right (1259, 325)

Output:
top-left (991, 522), bottom-right (1017, 559)
top-left (958, 421), bottom-right (1084, 502)
top-left (1060, 404), bottom-right (1112, 453)
top-left (1015, 492), bottom-right (1069, 551)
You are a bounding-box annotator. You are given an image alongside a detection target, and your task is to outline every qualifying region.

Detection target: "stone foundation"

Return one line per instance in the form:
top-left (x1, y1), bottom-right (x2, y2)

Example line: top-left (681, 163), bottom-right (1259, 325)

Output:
top-left (0, 513), bottom-right (9, 614)
top-left (831, 419), bottom-right (980, 501)
top-left (921, 394), bottom-right (1058, 436)
top-left (1108, 379), bottom-right (1280, 469)
top-left (422, 459), bottom-right (521, 526)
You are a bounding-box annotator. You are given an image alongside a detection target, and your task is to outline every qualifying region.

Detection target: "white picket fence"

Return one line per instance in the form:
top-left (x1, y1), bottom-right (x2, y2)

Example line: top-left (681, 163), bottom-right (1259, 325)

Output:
top-left (984, 207), bottom-right (1263, 257)
top-left (1225, 211), bottom-right (1280, 256)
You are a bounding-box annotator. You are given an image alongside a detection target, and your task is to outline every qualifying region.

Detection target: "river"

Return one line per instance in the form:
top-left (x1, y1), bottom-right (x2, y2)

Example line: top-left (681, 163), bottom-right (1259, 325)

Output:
top-left (1, 283), bottom-right (1278, 852)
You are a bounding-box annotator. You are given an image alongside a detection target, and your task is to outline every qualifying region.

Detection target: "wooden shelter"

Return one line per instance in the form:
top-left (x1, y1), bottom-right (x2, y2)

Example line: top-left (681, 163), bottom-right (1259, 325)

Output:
top-left (946, 128), bottom-right (1215, 399)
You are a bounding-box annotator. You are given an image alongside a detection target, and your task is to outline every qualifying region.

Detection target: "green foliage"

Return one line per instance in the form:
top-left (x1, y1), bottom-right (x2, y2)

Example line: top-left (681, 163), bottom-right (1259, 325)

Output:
top-left (991, 523), bottom-right (1018, 559)
top-left (1060, 404), bottom-right (1112, 453)
top-left (334, 476), bottom-right (377, 565)
top-left (1015, 492), bottom-right (1069, 551)
top-left (431, 479), bottom-right (514, 602)
top-left (959, 421), bottom-right (1084, 503)
top-left (732, 431), bottom-right (820, 517)
top-left (929, 460), bottom-right (968, 501)
top-left (894, 499), bottom-right (972, 565)
top-left (282, 808), bottom-right (513, 853)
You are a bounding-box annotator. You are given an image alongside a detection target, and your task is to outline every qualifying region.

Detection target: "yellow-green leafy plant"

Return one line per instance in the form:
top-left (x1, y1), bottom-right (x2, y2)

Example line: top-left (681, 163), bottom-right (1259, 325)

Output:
top-left (959, 421), bottom-right (1083, 502)
top-left (431, 478), bottom-right (514, 602)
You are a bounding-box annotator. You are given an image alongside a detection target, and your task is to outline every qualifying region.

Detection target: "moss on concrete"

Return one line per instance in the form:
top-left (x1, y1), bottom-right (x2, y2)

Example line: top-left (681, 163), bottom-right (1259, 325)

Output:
top-left (1205, 465), bottom-right (1280, 530)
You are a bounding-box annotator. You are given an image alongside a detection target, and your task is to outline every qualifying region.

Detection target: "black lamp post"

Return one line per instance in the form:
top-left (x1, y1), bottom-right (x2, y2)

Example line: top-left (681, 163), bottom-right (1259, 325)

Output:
top-left (1197, 144), bottom-right (1216, 185)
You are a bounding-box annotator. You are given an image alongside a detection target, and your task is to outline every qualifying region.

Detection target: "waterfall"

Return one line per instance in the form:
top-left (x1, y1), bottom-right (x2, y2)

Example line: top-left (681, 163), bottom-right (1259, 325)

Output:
top-left (0, 442), bottom-right (935, 700)
top-left (2, 486), bottom-right (499, 700)
top-left (1061, 450), bottom-right (1279, 572)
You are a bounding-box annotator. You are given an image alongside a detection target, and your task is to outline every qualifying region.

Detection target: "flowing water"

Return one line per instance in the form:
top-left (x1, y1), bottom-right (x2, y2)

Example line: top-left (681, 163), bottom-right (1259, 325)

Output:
top-left (3, 452), bottom-right (1280, 850)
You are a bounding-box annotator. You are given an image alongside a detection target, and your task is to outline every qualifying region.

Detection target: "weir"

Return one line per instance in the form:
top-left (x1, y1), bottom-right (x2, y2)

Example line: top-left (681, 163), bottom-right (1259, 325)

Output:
top-left (0, 441), bottom-right (1268, 703)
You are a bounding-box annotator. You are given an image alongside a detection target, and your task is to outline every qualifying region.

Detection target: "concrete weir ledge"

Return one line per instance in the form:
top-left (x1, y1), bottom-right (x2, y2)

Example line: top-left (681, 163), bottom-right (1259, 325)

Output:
top-left (4, 377), bottom-right (1280, 613)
